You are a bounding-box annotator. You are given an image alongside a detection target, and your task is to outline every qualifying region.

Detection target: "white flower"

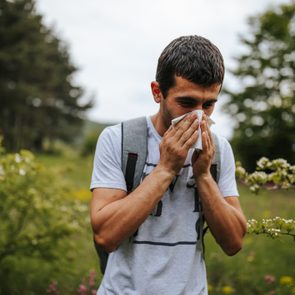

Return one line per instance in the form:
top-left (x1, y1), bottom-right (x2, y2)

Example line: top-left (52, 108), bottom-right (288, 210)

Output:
top-left (19, 168), bottom-right (26, 176)
top-left (257, 157), bottom-right (269, 169)
top-left (15, 154), bottom-right (22, 163)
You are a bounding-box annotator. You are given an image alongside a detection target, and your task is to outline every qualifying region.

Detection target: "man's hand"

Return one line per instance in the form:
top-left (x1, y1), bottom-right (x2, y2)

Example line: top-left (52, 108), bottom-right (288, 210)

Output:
top-left (159, 112), bottom-right (199, 176)
top-left (192, 115), bottom-right (215, 179)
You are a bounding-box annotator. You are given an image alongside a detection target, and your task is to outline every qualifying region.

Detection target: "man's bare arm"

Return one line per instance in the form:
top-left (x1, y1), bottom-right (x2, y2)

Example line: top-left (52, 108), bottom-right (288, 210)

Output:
top-left (196, 175), bottom-right (247, 255)
top-left (193, 119), bottom-right (247, 255)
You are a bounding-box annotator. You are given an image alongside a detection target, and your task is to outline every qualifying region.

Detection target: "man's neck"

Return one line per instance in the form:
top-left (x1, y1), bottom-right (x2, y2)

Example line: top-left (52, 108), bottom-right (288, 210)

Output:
top-left (151, 113), bottom-right (168, 137)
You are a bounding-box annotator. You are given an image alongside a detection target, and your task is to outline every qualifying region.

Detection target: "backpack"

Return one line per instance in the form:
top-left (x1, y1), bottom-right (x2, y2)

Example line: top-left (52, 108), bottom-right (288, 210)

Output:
top-left (94, 116), bottom-right (221, 274)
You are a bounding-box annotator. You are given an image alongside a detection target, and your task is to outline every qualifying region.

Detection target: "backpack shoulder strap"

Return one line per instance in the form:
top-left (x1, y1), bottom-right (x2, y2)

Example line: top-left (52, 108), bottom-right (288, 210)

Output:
top-left (211, 132), bottom-right (221, 183)
top-left (121, 116), bottom-right (148, 193)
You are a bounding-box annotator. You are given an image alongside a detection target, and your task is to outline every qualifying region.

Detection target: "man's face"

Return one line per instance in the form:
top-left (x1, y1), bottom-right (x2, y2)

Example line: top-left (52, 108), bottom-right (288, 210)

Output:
top-left (159, 76), bottom-right (221, 129)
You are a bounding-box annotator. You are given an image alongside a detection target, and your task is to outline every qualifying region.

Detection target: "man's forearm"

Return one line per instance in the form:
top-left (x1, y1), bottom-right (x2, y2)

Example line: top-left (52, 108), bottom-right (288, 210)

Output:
top-left (93, 165), bottom-right (175, 253)
top-left (196, 174), bottom-right (247, 255)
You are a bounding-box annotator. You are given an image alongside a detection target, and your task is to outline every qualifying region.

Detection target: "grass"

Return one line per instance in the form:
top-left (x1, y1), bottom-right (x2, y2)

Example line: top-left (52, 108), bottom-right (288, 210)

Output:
top-left (36, 151), bottom-right (295, 294)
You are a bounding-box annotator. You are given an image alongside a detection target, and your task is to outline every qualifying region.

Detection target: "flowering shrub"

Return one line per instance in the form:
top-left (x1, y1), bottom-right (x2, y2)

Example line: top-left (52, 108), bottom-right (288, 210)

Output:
top-left (0, 140), bottom-right (88, 294)
top-left (0, 148), bottom-right (87, 261)
top-left (236, 157), bottom-right (295, 240)
top-left (236, 157), bottom-right (295, 194)
top-left (247, 217), bottom-right (295, 240)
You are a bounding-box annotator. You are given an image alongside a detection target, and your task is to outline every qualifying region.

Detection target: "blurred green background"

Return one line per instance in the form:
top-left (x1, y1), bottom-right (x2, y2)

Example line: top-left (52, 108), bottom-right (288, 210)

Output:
top-left (0, 0), bottom-right (294, 294)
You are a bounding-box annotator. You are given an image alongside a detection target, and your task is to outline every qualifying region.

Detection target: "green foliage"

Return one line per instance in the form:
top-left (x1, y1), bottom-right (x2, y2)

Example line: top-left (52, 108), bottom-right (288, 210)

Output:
top-left (0, 0), bottom-right (92, 152)
top-left (80, 121), bottom-right (112, 156)
top-left (223, 1), bottom-right (295, 170)
top-left (0, 145), bottom-right (88, 294)
top-left (81, 131), bottom-right (100, 157)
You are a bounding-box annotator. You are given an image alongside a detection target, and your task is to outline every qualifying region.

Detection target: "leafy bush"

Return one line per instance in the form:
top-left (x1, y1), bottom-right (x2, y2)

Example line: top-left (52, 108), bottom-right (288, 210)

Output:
top-left (81, 131), bottom-right (99, 156)
top-left (0, 140), bottom-right (88, 294)
top-left (80, 122), bottom-right (112, 156)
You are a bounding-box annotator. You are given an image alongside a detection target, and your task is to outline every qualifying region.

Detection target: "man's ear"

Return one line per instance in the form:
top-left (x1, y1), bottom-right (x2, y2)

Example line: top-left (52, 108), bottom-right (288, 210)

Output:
top-left (151, 81), bottom-right (163, 103)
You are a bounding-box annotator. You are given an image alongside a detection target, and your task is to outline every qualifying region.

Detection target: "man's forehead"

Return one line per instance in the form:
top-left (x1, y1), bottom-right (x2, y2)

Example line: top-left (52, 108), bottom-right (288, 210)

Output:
top-left (172, 76), bottom-right (221, 91)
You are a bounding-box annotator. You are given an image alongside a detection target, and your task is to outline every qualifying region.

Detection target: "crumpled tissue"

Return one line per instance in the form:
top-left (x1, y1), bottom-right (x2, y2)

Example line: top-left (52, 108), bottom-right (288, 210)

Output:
top-left (171, 110), bottom-right (215, 151)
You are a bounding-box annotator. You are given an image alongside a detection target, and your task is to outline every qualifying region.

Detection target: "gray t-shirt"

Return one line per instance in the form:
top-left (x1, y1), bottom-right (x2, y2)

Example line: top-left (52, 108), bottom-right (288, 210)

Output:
top-left (90, 117), bottom-right (239, 295)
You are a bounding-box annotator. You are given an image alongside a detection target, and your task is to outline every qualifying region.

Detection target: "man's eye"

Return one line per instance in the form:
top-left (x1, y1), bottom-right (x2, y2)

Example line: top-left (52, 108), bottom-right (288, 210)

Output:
top-left (203, 102), bottom-right (214, 109)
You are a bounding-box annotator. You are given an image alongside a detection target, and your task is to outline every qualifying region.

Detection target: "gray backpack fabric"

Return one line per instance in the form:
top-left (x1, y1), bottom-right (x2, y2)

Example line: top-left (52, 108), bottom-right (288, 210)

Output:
top-left (95, 116), bottom-right (221, 274)
top-left (121, 117), bottom-right (148, 193)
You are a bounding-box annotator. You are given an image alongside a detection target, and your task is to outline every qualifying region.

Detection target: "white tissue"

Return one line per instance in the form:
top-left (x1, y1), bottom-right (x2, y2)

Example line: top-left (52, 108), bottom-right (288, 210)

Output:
top-left (171, 110), bottom-right (215, 151)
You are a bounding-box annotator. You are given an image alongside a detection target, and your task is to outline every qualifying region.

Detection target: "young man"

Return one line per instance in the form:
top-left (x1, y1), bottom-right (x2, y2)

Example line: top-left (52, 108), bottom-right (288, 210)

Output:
top-left (90, 35), bottom-right (247, 295)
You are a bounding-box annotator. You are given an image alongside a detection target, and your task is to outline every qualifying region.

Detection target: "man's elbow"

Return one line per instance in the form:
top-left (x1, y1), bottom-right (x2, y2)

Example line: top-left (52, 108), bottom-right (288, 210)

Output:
top-left (222, 239), bottom-right (243, 256)
top-left (222, 227), bottom-right (247, 256)
top-left (94, 233), bottom-right (118, 253)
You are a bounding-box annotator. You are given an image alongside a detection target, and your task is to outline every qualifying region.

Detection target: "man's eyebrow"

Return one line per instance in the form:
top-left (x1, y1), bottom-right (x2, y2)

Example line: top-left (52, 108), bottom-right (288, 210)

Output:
top-left (175, 96), bottom-right (200, 102)
top-left (203, 98), bottom-right (218, 103)
top-left (176, 96), bottom-right (218, 103)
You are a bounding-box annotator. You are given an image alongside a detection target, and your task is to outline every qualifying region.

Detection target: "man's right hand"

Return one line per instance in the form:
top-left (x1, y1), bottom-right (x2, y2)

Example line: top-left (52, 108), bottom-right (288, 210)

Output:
top-left (158, 112), bottom-right (199, 176)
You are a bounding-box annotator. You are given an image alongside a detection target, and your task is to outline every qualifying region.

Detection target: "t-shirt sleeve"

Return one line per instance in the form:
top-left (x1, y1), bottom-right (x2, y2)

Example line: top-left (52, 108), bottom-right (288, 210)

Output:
top-left (90, 125), bottom-right (127, 191)
top-left (218, 137), bottom-right (239, 197)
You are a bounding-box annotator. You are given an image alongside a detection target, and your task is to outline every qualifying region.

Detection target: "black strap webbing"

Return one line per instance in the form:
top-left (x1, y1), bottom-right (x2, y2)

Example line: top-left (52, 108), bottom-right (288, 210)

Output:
top-left (125, 153), bottom-right (138, 193)
top-left (210, 164), bottom-right (217, 182)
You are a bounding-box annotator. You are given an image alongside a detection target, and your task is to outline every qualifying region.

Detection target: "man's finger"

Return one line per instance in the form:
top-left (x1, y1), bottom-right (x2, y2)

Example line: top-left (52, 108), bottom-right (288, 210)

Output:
top-left (173, 113), bottom-right (197, 141)
top-left (179, 118), bottom-right (199, 146)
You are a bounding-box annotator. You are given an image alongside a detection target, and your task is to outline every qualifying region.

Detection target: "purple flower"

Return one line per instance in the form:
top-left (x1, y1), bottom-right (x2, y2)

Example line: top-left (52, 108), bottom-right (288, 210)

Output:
top-left (46, 281), bottom-right (58, 294)
top-left (89, 270), bottom-right (96, 287)
top-left (78, 284), bottom-right (88, 295)
top-left (264, 275), bottom-right (276, 285)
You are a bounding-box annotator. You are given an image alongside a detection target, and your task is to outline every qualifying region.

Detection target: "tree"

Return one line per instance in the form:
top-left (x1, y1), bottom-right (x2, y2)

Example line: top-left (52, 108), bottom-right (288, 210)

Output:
top-left (223, 1), bottom-right (295, 171)
top-left (0, 0), bottom-right (92, 151)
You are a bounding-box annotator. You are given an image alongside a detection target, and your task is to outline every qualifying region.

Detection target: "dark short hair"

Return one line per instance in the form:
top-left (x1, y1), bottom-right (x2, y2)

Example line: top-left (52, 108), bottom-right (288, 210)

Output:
top-left (156, 35), bottom-right (224, 97)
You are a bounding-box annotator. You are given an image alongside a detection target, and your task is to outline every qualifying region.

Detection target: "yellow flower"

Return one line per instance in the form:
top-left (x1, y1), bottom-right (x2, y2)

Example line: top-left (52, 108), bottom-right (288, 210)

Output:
top-left (280, 276), bottom-right (293, 287)
top-left (73, 189), bottom-right (91, 201)
top-left (221, 285), bottom-right (235, 294)
top-left (208, 284), bottom-right (213, 292)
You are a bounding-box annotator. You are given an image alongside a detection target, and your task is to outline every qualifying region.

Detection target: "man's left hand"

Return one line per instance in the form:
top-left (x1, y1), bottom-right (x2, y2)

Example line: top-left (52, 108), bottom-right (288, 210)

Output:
top-left (192, 114), bottom-right (215, 179)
